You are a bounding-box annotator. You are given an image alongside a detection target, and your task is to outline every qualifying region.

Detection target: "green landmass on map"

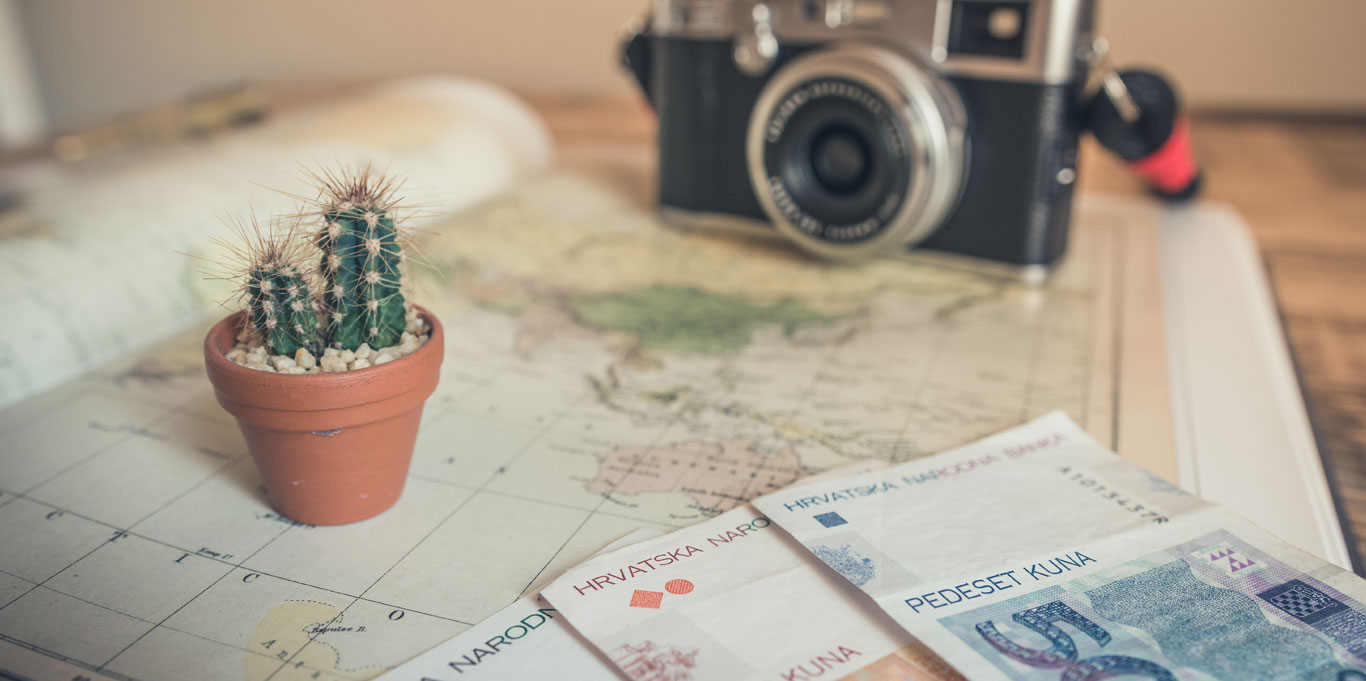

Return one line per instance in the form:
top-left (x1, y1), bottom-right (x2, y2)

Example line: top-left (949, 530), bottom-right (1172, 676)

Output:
top-left (567, 284), bottom-right (849, 355)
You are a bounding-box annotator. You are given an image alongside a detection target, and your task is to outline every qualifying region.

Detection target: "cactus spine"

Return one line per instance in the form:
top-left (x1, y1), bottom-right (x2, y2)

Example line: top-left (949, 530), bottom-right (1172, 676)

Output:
top-left (316, 170), bottom-right (407, 351)
top-left (246, 260), bottom-right (323, 357)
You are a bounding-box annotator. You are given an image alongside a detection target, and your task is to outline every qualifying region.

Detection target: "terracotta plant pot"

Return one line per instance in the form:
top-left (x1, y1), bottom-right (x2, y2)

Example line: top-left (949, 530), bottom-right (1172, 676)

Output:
top-left (203, 307), bottom-right (443, 525)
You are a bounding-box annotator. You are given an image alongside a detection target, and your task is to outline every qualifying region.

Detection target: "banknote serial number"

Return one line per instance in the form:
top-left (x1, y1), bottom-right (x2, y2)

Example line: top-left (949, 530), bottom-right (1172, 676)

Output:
top-left (1057, 466), bottom-right (1168, 524)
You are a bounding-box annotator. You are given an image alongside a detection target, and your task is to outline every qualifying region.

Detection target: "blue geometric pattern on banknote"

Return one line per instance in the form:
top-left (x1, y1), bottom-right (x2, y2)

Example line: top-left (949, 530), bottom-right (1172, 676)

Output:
top-left (1186, 532), bottom-right (1366, 662)
top-left (1321, 611), bottom-right (1366, 660)
top-left (938, 585), bottom-right (1182, 681)
top-left (1260, 580), bottom-right (1347, 624)
top-left (1256, 580), bottom-right (1366, 658)
top-left (813, 512), bottom-right (847, 528)
top-left (812, 543), bottom-right (875, 587)
top-left (1088, 559), bottom-right (1353, 680)
top-left (936, 533), bottom-right (1366, 680)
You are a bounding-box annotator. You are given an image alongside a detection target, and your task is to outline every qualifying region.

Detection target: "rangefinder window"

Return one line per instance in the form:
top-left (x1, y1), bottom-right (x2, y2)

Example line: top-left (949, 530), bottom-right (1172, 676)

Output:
top-left (949, 0), bottom-right (1030, 59)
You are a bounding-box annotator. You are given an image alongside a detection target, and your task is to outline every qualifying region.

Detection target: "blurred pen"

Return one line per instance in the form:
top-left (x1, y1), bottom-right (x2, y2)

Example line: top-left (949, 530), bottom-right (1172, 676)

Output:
top-left (0, 83), bottom-right (268, 168)
top-left (0, 84), bottom-right (268, 215)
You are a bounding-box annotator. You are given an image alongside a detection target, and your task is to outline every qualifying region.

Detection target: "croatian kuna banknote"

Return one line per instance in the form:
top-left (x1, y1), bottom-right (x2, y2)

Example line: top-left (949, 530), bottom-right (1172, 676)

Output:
top-left (542, 500), bottom-right (962, 681)
top-left (539, 461), bottom-right (959, 681)
top-left (376, 528), bottom-right (664, 680)
top-left (754, 411), bottom-right (1366, 681)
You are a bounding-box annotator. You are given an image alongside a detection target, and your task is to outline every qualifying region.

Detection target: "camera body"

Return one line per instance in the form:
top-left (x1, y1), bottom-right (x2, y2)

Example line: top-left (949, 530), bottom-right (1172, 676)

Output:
top-left (623, 0), bottom-right (1097, 267)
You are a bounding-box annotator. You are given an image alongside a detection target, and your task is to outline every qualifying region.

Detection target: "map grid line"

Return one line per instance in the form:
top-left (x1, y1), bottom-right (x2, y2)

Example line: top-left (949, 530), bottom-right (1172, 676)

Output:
top-left (259, 376), bottom-right (602, 679)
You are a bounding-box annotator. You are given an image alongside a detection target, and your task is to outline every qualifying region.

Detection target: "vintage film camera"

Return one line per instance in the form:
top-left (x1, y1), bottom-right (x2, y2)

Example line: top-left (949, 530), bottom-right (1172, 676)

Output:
top-left (622, 0), bottom-right (1098, 270)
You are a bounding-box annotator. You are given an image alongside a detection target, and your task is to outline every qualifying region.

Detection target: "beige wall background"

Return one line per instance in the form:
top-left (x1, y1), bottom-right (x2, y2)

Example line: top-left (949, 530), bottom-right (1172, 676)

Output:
top-left (15, 0), bottom-right (1366, 133)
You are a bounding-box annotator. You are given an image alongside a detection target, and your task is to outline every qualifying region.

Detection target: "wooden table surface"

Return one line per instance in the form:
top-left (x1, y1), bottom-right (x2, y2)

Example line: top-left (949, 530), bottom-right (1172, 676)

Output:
top-left (530, 95), bottom-right (1366, 570)
top-left (1087, 114), bottom-right (1366, 571)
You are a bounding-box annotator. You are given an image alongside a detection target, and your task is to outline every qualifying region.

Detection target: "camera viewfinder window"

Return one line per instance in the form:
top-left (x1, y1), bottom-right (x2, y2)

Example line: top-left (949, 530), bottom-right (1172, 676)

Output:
top-left (948, 0), bottom-right (1030, 59)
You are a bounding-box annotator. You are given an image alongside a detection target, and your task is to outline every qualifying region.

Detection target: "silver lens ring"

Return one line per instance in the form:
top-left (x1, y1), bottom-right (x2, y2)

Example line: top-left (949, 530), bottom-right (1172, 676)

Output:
top-left (746, 44), bottom-right (968, 261)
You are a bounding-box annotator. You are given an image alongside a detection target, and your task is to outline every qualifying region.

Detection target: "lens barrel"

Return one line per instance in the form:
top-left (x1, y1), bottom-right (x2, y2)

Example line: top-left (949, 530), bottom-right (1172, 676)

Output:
top-left (747, 45), bottom-right (968, 260)
top-left (810, 127), bottom-right (869, 195)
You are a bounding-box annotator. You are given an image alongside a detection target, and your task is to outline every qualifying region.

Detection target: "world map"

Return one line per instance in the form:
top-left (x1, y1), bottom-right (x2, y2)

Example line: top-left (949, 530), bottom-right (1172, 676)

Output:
top-left (0, 170), bottom-right (1123, 681)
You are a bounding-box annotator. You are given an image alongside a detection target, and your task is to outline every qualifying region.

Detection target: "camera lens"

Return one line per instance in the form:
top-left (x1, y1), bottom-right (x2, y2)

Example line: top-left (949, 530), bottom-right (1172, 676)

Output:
top-left (811, 126), bottom-right (870, 195)
top-left (761, 78), bottom-right (913, 243)
top-left (747, 45), bottom-right (967, 260)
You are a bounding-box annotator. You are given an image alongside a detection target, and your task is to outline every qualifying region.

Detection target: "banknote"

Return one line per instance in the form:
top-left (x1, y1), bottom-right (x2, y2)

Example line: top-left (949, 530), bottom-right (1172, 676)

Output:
top-left (753, 411), bottom-right (1366, 680)
top-left (376, 462), bottom-right (894, 680)
top-left (376, 528), bottom-right (663, 680)
top-left (541, 502), bottom-right (963, 681)
top-left (374, 594), bottom-right (613, 680)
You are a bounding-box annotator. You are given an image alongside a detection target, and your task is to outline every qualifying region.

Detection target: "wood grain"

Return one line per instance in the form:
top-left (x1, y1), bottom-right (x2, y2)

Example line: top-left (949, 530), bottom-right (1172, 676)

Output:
top-left (529, 95), bottom-right (1366, 568)
top-left (1085, 115), bottom-right (1366, 569)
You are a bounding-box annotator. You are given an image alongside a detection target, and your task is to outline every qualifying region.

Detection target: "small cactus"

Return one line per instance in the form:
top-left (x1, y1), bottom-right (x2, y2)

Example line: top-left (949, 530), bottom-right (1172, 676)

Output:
top-left (211, 165), bottom-right (419, 367)
top-left (313, 167), bottom-right (408, 351)
top-left (242, 236), bottom-right (323, 357)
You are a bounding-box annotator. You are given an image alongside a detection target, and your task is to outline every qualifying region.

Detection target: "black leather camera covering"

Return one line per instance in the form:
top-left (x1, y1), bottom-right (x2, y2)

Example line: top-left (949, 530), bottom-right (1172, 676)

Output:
top-left (641, 36), bottom-right (1082, 266)
top-left (928, 76), bottom-right (1080, 265)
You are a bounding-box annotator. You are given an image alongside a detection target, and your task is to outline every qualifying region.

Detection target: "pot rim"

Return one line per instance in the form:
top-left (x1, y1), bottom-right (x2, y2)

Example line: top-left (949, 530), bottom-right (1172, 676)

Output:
top-left (204, 305), bottom-right (444, 414)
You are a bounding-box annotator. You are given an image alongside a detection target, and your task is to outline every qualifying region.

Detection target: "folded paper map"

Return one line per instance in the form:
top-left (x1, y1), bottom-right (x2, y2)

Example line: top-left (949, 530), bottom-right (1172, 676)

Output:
top-left (0, 76), bottom-right (1186, 680)
top-left (755, 412), bottom-right (1366, 680)
top-left (376, 528), bottom-right (662, 680)
top-left (542, 502), bottom-right (962, 681)
top-left (0, 77), bottom-right (549, 409)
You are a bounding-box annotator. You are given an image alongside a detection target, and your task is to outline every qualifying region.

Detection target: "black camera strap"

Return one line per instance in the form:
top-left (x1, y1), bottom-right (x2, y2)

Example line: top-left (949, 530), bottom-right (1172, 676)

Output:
top-left (1085, 41), bottom-right (1203, 201)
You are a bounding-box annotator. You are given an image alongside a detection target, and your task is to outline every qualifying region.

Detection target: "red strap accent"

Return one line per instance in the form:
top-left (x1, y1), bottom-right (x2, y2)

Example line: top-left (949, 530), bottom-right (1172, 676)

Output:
top-left (1132, 117), bottom-right (1198, 193)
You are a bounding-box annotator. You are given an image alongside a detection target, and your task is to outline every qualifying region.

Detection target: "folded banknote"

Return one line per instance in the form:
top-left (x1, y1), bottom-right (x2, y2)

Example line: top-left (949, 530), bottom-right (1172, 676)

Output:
top-left (375, 528), bottom-right (664, 680)
top-left (754, 411), bottom-right (1366, 681)
top-left (541, 501), bottom-right (962, 681)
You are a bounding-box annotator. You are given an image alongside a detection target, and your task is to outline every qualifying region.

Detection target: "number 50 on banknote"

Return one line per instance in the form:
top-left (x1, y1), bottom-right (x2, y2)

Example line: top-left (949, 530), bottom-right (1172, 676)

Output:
top-left (754, 412), bottom-right (1366, 681)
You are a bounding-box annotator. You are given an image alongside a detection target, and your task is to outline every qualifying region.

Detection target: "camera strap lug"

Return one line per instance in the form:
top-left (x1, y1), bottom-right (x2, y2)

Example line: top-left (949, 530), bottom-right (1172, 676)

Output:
top-left (1085, 37), bottom-right (1141, 124)
top-left (619, 15), bottom-right (653, 107)
top-left (1084, 37), bottom-right (1202, 200)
